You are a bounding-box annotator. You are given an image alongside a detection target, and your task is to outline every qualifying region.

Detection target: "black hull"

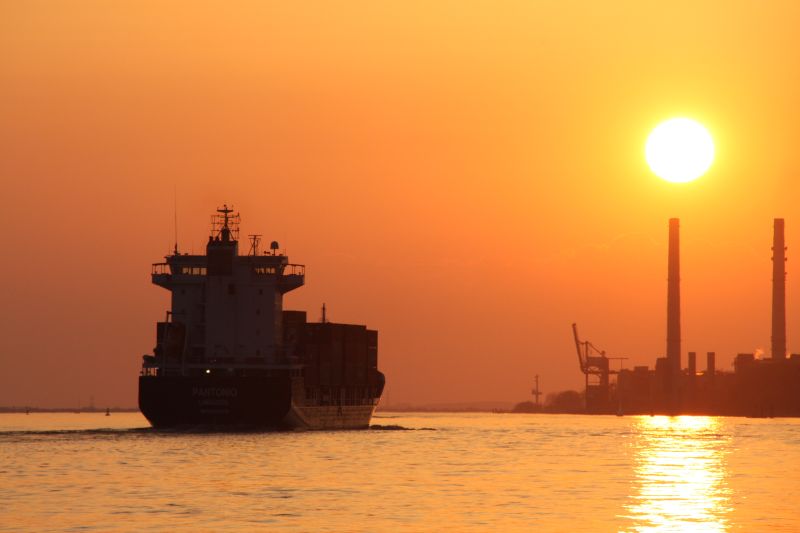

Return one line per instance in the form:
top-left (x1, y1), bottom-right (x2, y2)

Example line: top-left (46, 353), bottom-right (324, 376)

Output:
top-left (139, 375), bottom-right (292, 429)
top-left (138, 375), bottom-right (381, 430)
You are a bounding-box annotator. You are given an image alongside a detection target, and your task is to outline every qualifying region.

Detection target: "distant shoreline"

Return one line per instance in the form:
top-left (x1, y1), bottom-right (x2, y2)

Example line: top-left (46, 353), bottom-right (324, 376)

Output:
top-left (1, 406), bottom-right (571, 414)
top-left (0, 407), bottom-right (140, 414)
top-left (378, 407), bottom-right (579, 414)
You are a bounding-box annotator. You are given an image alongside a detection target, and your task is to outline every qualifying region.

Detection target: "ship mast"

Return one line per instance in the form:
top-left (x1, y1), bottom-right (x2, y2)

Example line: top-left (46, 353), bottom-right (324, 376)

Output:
top-left (209, 204), bottom-right (240, 243)
top-left (248, 234), bottom-right (262, 256)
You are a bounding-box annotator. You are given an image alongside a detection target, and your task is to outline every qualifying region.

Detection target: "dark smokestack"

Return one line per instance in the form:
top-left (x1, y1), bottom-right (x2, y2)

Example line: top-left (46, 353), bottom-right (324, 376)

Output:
top-left (771, 218), bottom-right (787, 360)
top-left (688, 352), bottom-right (696, 375)
top-left (706, 351), bottom-right (716, 376)
top-left (667, 218), bottom-right (681, 376)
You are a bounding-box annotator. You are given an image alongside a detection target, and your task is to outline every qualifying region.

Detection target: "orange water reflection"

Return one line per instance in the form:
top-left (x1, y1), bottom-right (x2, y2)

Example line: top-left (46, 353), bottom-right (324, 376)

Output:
top-left (624, 416), bottom-right (732, 532)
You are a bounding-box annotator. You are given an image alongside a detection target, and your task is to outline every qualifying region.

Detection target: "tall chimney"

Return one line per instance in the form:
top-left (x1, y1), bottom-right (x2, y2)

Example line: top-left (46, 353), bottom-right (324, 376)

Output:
top-left (771, 218), bottom-right (787, 360)
top-left (667, 218), bottom-right (681, 376)
top-left (706, 351), bottom-right (716, 376)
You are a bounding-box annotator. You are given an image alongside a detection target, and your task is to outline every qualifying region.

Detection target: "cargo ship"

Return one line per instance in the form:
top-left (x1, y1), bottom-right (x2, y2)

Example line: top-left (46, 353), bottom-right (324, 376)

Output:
top-left (139, 206), bottom-right (385, 429)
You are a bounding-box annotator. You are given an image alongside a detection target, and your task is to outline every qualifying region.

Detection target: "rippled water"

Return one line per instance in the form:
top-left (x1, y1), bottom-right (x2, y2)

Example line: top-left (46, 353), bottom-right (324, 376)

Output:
top-left (1, 412), bottom-right (799, 531)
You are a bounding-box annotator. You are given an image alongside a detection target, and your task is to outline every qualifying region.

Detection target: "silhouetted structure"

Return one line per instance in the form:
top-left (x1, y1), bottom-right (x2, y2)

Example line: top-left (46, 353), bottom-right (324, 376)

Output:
top-left (665, 218), bottom-right (681, 412)
top-left (576, 218), bottom-right (800, 417)
top-left (772, 218), bottom-right (787, 360)
top-left (532, 375), bottom-right (542, 409)
top-left (139, 206), bottom-right (385, 429)
top-left (572, 323), bottom-right (610, 411)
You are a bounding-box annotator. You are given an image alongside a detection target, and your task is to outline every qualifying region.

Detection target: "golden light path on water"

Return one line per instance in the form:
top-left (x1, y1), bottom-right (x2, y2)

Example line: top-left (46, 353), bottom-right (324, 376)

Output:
top-left (624, 416), bottom-right (732, 532)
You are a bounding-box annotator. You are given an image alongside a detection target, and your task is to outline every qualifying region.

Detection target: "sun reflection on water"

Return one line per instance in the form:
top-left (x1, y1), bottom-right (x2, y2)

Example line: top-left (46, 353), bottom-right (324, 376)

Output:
top-left (623, 416), bottom-right (732, 532)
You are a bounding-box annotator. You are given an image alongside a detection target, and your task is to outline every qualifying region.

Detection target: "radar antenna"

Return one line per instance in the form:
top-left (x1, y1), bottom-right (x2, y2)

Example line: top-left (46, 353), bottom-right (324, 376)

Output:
top-left (209, 204), bottom-right (240, 243)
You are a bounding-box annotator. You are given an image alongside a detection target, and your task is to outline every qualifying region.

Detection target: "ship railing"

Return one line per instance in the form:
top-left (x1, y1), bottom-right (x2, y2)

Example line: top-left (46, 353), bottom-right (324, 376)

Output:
top-left (155, 262), bottom-right (299, 276)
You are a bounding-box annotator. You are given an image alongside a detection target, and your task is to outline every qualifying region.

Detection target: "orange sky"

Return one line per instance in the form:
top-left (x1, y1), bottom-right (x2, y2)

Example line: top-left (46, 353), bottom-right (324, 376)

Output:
top-left (2, 1), bottom-right (800, 407)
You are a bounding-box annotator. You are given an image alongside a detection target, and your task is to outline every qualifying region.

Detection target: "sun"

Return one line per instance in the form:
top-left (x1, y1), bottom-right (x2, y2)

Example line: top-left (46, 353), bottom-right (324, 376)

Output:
top-left (645, 118), bottom-right (714, 183)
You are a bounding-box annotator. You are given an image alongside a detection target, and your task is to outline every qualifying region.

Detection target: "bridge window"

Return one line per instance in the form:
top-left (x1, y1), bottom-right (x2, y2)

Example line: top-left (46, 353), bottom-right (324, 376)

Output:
top-left (178, 266), bottom-right (207, 276)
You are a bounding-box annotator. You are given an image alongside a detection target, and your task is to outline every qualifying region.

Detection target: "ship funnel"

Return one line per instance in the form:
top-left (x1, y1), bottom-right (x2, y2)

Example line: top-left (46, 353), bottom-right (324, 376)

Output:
top-left (666, 218), bottom-right (681, 376)
top-left (771, 218), bottom-right (787, 360)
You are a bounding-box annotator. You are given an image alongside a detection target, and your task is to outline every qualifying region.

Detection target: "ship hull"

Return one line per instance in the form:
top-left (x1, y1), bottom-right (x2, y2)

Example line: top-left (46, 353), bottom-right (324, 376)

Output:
top-left (138, 375), bottom-right (377, 430)
top-left (285, 404), bottom-right (376, 430)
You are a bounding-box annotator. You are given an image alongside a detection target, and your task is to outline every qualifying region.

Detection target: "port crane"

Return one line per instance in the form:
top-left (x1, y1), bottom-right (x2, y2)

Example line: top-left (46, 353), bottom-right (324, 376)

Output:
top-left (571, 323), bottom-right (626, 413)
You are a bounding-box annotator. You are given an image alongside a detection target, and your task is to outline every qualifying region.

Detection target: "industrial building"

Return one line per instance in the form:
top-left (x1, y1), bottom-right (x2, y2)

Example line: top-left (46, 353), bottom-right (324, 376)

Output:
top-left (574, 218), bottom-right (800, 416)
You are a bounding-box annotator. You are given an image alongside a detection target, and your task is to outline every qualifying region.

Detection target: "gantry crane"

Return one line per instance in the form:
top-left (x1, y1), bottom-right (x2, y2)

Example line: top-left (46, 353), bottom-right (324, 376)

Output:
top-left (571, 323), bottom-right (626, 413)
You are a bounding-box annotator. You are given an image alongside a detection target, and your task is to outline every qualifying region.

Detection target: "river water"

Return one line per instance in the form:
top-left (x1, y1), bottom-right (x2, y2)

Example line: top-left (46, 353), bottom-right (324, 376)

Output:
top-left (1, 412), bottom-right (799, 531)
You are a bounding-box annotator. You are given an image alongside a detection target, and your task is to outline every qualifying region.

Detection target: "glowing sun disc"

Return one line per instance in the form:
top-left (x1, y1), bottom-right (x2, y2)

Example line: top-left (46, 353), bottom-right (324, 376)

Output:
top-left (645, 118), bottom-right (714, 183)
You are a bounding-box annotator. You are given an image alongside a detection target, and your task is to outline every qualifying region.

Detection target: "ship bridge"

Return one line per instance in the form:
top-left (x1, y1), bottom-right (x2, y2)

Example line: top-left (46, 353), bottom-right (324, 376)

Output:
top-left (146, 206), bottom-right (306, 375)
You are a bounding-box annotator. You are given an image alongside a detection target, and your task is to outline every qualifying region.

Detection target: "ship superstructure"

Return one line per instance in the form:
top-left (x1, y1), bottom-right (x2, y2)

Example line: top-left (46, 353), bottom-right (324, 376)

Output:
top-left (139, 206), bottom-right (385, 429)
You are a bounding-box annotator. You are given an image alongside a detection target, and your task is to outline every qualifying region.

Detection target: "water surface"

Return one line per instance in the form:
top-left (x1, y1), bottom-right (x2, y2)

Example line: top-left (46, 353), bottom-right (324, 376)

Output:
top-left (1, 412), bottom-right (798, 531)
